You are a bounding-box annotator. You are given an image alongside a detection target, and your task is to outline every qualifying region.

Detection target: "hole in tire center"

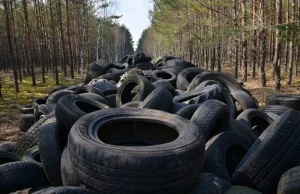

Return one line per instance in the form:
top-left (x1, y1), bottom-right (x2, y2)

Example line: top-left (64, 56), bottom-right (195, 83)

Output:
top-left (75, 101), bottom-right (101, 113)
top-left (251, 117), bottom-right (270, 135)
top-left (156, 72), bottom-right (172, 80)
top-left (226, 145), bottom-right (247, 177)
top-left (98, 120), bottom-right (179, 146)
top-left (33, 153), bottom-right (41, 163)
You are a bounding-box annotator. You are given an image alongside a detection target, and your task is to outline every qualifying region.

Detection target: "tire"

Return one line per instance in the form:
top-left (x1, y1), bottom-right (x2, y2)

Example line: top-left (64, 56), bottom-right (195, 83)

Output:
top-left (85, 59), bottom-right (116, 84)
top-left (198, 80), bottom-right (220, 88)
top-left (0, 151), bottom-right (21, 165)
top-left (204, 132), bottom-right (252, 183)
top-left (106, 94), bottom-right (117, 107)
top-left (189, 173), bottom-right (231, 194)
top-left (187, 72), bottom-right (243, 92)
top-left (61, 148), bottom-right (80, 186)
top-left (162, 59), bottom-right (196, 69)
top-left (73, 85), bottom-right (103, 96)
top-left (227, 119), bottom-right (256, 143)
top-left (139, 87), bottom-right (173, 112)
top-left (231, 90), bottom-right (259, 114)
top-left (116, 74), bottom-right (154, 107)
top-left (232, 110), bottom-right (300, 193)
top-left (23, 146), bottom-right (42, 165)
top-left (89, 80), bottom-right (117, 96)
top-left (151, 70), bottom-right (177, 87)
top-left (266, 94), bottom-right (300, 111)
top-left (46, 90), bottom-right (73, 104)
top-left (19, 114), bottom-right (36, 132)
top-left (176, 67), bottom-right (206, 91)
top-left (55, 94), bottom-right (109, 129)
top-left (48, 85), bottom-right (68, 96)
top-left (0, 141), bottom-right (16, 152)
top-left (65, 84), bottom-right (84, 91)
top-left (169, 102), bottom-right (188, 114)
top-left (259, 105), bottom-right (291, 116)
top-left (121, 101), bottom-right (142, 108)
top-left (130, 63), bottom-right (153, 70)
top-left (152, 80), bottom-right (176, 96)
top-left (19, 103), bottom-right (35, 114)
top-left (35, 104), bottom-right (56, 120)
top-left (191, 100), bottom-right (230, 142)
top-left (39, 118), bottom-right (68, 186)
top-left (78, 93), bottom-right (110, 106)
top-left (68, 108), bottom-right (204, 193)
top-left (237, 109), bottom-right (274, 138)
top-left (224, 186), bottom-right (262, 194)
top-left (0, 161), bottom-right (48, 193)
top-left (31, 186), bottom-right (96, 194)
top-left (277, 166), bottom-right (300, 194)
top-left (175, 104), bottom-right (201, 120)
top-left (14, 112), bottom-right (56, 156)
top-left (33, 98), bottom-right (46, 109)
top-left (220, 88), bottom-right (237, 119)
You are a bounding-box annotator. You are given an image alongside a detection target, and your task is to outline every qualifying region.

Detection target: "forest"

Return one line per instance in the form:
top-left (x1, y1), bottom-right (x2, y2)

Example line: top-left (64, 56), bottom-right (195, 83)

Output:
top-left (137, 0), bottom-right (300, 91)
top-left (0, 0), bottom-right (134, 94)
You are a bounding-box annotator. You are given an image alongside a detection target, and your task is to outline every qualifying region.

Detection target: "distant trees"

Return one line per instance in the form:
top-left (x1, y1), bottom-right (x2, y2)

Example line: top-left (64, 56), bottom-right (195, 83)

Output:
top-left (137, 0), bottom-right (300, 90)
top-left (0, 0), bottom-right (134, 92)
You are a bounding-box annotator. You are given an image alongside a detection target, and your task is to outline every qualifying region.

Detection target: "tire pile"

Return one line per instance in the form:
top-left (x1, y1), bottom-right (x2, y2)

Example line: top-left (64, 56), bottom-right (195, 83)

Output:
top-left (1, 52), bottom-right (300, 194)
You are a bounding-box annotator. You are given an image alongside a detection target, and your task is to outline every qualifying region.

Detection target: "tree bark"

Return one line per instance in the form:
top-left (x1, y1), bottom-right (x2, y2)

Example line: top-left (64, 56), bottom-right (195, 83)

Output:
top-left (273, 0), bottom-right (282, 91)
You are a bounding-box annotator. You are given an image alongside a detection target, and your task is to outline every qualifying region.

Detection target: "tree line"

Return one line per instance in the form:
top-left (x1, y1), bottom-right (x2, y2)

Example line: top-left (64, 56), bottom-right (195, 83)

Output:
top-left (0, 0), bottom-right (134, 93)
top-left (137, 0), bottom-right (300, 90)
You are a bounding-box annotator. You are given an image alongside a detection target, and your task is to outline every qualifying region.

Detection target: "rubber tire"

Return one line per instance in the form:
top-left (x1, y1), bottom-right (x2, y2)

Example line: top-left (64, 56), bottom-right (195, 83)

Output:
top-left (237, 109), bottom-right (274, 138)
top-left (0, 161), bottom-right (49, 193)
top-left (46, 90), bottom-right (73, 104)
top-left (47, 86), bottom-right (68, 96)
top-left (33, 98), bottom-right (46, 109)
top-left (31, 186), bottom-right (96, 194)
top-left (232, 110), bottom-right (300, 193)
top-left (19, 103), bottom-right (35, 114)
top-left (277, 166), bottom-right (300, 194)
top-left (0, 151), bottom-right (21, 165)
top-left (85, 59), bottom-right (116, 84)
top-left (139, 87), bottom-right (173, 112)
top-left (259, 105), bottom-right (291, 116)
top-left (168, 102), bottom-right (188, 114)
top-left (23, 146), bottom-right (42, 166)
top-left (198, 80), bottom-right (220, 88)
top-left (189, 173), bottom-right (231, 194)
top-left (204, 132), bottom-right (252, 183)
top-left (105, 94), bottom-right (117, 108)
top-left (56, 94), bottom-right (109, 130)
top-left (224, 186), bottom-right (262, 194)
top-left (61, 148), bottom-right (80, 186)
top-left (14, 112), bottom-right (56, 156)
top-left (152, 80), bottom-right (176, 96)
top-left (19, 114), bottom-right (36, 132)
top-left (176, 67), bottom-right (206, 91)
top-left (191, 100), bottom-right (230, 142)
top-left (73, 85), bottom-right (103, 96)
top-left (151, 70), bottom-right (177, 87)
top-left (68, 108), bottom-right (204, 194)
top-left (89, 80), bottom-right (117, 96)
top-left (116, 74), bottom-right (154, 107)
top-left (39, 118), bottom-right (68, 186)
top-left (231, 90), bottom-right (259, 114)
top-left (0, 141), bottom-right (16, 152)
top-left (35, 104), bottom-right (56, 120)
top-left (266, 94), bottom-right (300, 111)
top-left (175, 104), bottom-right (201, 120)
top-left (79, 93), bottom-right (110, 106)
top-left (227, 119), bottom-right (256, 143)
top-left (121, 101), bottom-right (142, 108)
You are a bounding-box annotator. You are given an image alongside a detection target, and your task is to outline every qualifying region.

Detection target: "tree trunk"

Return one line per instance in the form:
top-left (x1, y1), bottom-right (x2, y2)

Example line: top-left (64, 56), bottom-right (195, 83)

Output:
top-left (57, 0), bottom-right (67, 76)
top-left (66, 0), bottom-right (74, 78)
top-left (252, 0), bottom-right (257, 78)
top-left (287, 0), bottom-right (295, 85)
top-left (273, 0), bottom-right (282, 91)
top-left (241, 0), bottom-right (247, 82)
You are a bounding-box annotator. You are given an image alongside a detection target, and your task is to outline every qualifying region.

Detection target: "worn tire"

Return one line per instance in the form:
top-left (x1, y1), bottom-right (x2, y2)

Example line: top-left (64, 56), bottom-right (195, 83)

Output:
top-left (90, 80), bottom-right (118, 96)
top-left (85, 59), bottom-right (116, 84)
top-left (266, 94), bottom-right (300, 111)
top-left (46, 90), bottom-right (73, 104)
top-left (0, 141), bottom-right (16, 152)
top-left (61, 148), bottom-right (80, 186)
top-left (224, 186), bottom-right (262, 194)
top-left (31, 186), bottom-right (96, 194)
top-left (78, 93), bottom-right (110, 106)
top-left (204, 132), bottom-right (252, 183)
top-left (232, 110), bottom-right (300, 193)
top-left (152, 80), bottom-right (176, 96)
top-left (231, 90), bottom-right (259, 114)
top-left (19, 114), bottom-right (36, 132)
top-left (33, 98), bottom-right (46, 109)
top-left (23, 146), bottom-right (42, 166)
top-left (176, 67), bottom-right (206, 91)
top-left (175, 104), bottom-right (201, 120)
top-left (0, 151), bottom-right (21, 165)
top-left (151, 70), bottom-right (177, 87)
top-left (259, 105), bottom-right (291, 116)
top-left (68, 108), bottom-right (204, 194)
top-left (35, 104), bottom-right (56, 120)
top-left (277, 166), bottom-right (300, 194)
top-left (106, 94), bottom-right (117, 107)
top-left (227, 119), bottom-right (256, 143)
top-left (19, 103), bottom-right (35, 114)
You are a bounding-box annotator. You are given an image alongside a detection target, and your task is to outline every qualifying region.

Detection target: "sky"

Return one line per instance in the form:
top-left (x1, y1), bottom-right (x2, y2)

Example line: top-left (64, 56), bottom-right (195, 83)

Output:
top-left (113, 0), bottom-right (153, 49)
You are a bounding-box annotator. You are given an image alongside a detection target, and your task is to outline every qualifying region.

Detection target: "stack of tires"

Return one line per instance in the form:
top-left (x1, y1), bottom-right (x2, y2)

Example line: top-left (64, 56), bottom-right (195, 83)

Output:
top-left (1, 52), bottom-right (300, 194)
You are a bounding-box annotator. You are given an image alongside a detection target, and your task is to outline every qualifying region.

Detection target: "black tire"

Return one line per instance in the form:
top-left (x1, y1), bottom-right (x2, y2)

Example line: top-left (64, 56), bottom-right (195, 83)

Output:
top-left (89, 80), bottom-right (117, 96)
top-left (48, 86), bottom-right (68, 96)
top-left (105, 94), bottom-right (117, 107)
top-left (162, 59), bottom-right (196, 69)
top-left (152, 80), bottom-right (176, 96)
top-left (0, 151), bottom-right (21, 165)
top-left (61, 148), bottom-right (80, 186)
top-left (19, 103), bottom-right (35, 114)
top-left (151, 70), bottom-right (177, 87)
top-left (0, 141), bottom-right (16, 152)
top-left (189, 173), bottom-right (231, 194)
top-left (85, 59), bottom-right (116, 84)
top-left (204, 132), bottom-right (252, 183)
top-left (266, 94), bottom-right (300, 111)
top-left (121, 101), bottom-right (142, 108)
top-left (232, 110), bottom-right (300, 193)
top-left (78, 93), bottom-right (110, 106)
top-left (65, 84), bottom-right (84, 91)
top-left (31, 186), bottom-right (96, 194)
top-left (198, 80), bottom-right (220, 88)
top-left (35, 103), bottom-right (56, 120)
top-left (176, 67), bottom-right (206, 91)
top-left (14, 112), bottom-right (56, 156)
top-left (23, 146), bottom-right (42, 165)
top-left (55, 94), bottom-right (109, 129)
top-left (130, 63), bottom-right (153, 70)
top-left (224, 186), bottom-right (262, 194)
top-left (191, 100), bottom-right (230, 142)
top-left (175, 104), bottom-right (201, 120)
top-left (187, 72), bottom-right (243, 92)
top-left (259, 105), bottom-right (291, 116)
top-left (0, 161), bottom-right (48, 193)
top-left (73, 85), bottom-right (103, 96)
top-left (277, 166), bottom-right (300, 194)
top-left (33, 98), bottom-right (46, 109)
top-left (68, 108), bottom-right (204, 193)
top-left (116, 74), bottom-right (154, 107)
top-left (227, 119), bottom-right (256, 143)
top-left (39, 118), bottom-right (68, 186)
top-left (168, 102), bottom-right (188, 114)
top-left (139, 87), bottom-right (173, 112)
top-left (220, 88), bottom-right (237, 118)
top-left (231, 90), bottom-right (259, 114)
top-left (19, 114), bottom-right (36, 132)
top-left (236, 109), bottom-right (274, 138)
top-left (46, 90), bottom-right (73, 104)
